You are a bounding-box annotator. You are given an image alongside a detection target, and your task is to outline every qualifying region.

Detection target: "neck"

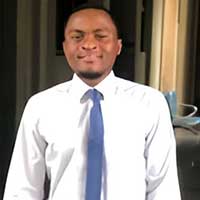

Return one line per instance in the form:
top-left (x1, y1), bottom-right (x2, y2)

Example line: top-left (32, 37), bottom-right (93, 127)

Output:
top-left (77, 71), bottom-right (111, 87)
top-left (81, 76), bottom-right (103, 87)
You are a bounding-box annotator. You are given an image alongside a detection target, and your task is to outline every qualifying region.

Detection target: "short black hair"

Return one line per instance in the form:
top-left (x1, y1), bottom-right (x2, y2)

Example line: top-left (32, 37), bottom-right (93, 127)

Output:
top-left (64, 2), bottom-right (121, 38)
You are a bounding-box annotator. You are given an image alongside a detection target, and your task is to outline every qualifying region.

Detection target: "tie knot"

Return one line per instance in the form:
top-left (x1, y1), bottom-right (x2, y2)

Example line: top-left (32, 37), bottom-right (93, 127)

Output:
top-left (88, 89), bottom-right (103, 103)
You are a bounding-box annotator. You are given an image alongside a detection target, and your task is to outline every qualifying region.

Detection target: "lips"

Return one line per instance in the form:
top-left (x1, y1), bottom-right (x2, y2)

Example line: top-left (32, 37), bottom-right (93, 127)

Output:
top-left (77, 54), bottom-right (102, 62)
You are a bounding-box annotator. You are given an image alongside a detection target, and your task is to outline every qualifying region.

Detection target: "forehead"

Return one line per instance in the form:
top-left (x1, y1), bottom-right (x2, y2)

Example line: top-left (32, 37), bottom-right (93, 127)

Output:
top-left (65, 8), bottom-right (117, 33)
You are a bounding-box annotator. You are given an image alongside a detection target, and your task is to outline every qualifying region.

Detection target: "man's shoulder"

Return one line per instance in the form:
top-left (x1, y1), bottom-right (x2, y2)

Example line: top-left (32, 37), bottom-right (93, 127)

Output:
top-left (115, 76), bottom-right (162, 98)
top-left (28, 80), bottom-right (72, 105)
top-left (114, 76), bottom-right (167, 112)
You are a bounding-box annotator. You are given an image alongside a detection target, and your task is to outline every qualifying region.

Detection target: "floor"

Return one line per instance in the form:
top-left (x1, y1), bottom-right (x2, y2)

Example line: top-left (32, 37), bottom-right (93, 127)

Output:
top-left (176, 126), bottom-right (200, 200)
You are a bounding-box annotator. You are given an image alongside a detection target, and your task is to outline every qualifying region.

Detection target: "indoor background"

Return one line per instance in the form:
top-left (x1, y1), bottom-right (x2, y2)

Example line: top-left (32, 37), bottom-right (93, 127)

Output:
top-left (1, 0), bottom-right (200, 199)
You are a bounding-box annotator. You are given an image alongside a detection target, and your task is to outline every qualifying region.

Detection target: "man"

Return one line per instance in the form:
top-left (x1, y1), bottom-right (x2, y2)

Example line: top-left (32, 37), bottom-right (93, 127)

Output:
top-left (3, 3), bottom-right (181, 200)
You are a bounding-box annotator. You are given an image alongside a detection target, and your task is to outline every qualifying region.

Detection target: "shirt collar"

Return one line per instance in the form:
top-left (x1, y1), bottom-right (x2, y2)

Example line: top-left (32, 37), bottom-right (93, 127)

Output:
top-left (70, 71), bottom-right (117, 101)
top-left (94, 71), bottom-right (117, 99)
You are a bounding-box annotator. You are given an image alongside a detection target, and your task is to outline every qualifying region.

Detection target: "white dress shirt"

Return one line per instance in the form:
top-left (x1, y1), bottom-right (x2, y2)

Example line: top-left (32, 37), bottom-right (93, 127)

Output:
top-left (3, 71), bottom-right (181, 200)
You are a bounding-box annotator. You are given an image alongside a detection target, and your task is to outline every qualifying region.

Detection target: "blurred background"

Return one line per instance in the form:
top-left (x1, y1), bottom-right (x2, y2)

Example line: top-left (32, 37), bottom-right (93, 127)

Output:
top-left (1, 0), bottom-right (200, 199)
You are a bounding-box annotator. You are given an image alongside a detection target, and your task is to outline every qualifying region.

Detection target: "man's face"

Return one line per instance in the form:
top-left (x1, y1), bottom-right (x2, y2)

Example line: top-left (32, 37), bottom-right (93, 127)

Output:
top-left (63, 8), bottom-right (122, 85)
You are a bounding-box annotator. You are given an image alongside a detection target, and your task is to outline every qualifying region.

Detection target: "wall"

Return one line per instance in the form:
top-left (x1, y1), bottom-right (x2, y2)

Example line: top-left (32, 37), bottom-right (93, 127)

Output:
top-left (0, 0), bottom-right (17, 198)
top-left (16, 0), bottom-right (73, 125)
top-left (150, 0), bottom-right (199, 106)
top-left (176, 0), bottom-right (199, 104)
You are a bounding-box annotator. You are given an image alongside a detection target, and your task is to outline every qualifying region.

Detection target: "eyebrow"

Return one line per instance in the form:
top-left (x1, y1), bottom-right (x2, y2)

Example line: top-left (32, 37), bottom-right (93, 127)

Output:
top-left (93, 29), bottom-right (109, 33)
top-left (68, 28), bottom-right (110, 34)
top-left (68, 29), bottom-right (84, 34)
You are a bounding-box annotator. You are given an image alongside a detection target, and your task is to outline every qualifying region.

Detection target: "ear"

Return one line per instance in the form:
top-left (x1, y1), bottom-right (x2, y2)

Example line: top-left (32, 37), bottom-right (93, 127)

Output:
top-left (117, 39), bottom-right (122, 55)
top-left (62, 40), bottom-right (67, 57)
top-left (62, 41), bottom-right (65, 52)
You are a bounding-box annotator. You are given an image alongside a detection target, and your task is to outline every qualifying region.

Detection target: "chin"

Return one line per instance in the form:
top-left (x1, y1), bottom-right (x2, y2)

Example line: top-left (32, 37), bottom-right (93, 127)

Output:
top-left (78, 71), bottom-right (103, 80)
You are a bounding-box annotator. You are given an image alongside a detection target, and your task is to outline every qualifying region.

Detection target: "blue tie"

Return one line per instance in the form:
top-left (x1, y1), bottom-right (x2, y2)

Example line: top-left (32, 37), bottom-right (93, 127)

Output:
top-left (85, 89), bottom-right (104, 200)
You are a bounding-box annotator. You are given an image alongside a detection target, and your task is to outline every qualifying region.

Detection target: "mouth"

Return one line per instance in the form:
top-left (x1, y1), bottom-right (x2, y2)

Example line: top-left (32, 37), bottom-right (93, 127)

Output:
top-left (77, 54), bottom-right (102, 62)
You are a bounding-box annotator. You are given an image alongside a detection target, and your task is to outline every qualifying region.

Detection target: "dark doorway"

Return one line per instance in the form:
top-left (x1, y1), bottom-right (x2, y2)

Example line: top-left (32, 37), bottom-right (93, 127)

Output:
top-left (110, 0), bottom-right (136, 81)
top-left (0, 0), bottom-right (17, 199)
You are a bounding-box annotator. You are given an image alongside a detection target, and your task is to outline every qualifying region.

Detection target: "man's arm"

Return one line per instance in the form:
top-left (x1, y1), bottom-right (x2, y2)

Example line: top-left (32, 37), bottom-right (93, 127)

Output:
top-left (145, 92), bottom-right (181, 200)
top-left (3, 98), bottom-right (47, 200)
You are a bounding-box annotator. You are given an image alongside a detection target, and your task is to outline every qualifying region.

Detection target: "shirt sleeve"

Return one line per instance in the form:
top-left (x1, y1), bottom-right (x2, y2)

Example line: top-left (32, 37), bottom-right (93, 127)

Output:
top-left (144, 92), bottom-right (181, 200)
top-left (3, 97), bottom-right (47, 200)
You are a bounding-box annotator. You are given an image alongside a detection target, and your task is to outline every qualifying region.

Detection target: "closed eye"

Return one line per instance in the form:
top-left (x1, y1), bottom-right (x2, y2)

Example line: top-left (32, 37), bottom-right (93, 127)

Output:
top-left (71, 35), bottom-right (83, 41)
top-left (69, 30), bottom-right (84, 41)
top-left (95, 34), bottom-right (108, 40)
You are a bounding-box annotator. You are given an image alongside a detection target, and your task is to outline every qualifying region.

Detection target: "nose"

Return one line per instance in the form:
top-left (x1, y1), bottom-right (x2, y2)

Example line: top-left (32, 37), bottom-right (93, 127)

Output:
top-left (81, 35), bottom-right (97, 50)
